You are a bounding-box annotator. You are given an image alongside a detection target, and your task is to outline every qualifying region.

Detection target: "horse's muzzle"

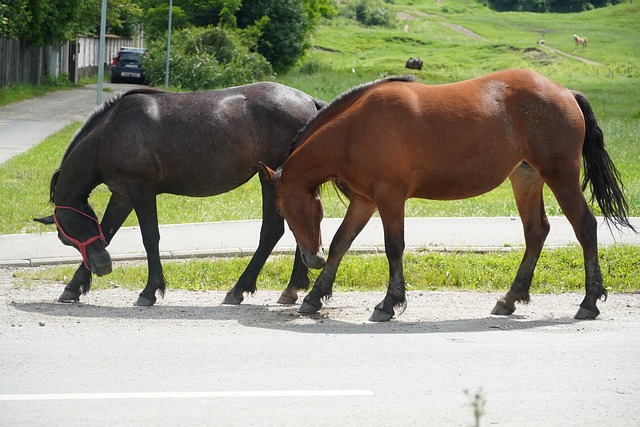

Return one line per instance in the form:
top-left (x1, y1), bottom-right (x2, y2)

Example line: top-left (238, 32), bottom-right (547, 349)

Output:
top-left (90, 250), bottom-right (113, 276)
top-left (301, 249), bottom-right (326, 269)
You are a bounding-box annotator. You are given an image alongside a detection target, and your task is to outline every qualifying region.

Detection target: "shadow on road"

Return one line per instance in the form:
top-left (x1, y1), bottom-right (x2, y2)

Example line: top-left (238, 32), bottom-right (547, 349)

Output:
top-left (10, 299), bottom-right (584, 335)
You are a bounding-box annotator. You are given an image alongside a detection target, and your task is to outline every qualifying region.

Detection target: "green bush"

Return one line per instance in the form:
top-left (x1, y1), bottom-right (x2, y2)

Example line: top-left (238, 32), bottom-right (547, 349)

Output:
top-left (341, 0), bottom-right (397, 28)
top-left (144, 26), bottom-right (273, 90)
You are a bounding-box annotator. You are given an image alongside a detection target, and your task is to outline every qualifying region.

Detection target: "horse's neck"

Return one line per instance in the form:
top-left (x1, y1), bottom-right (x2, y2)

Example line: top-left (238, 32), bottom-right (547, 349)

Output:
top-left (287, 134), bottom-right (342, 191)
top-left (54, 154), bottom-right (101, 205)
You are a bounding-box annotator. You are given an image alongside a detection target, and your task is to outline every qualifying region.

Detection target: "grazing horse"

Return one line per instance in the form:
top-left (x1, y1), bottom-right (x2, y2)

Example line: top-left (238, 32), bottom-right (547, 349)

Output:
top-left (405, 57), bottom-right (424, 70)
top-left (34, 83), bottom-right (325, 306)
top-left (261, 69), bottom-right (635, 322)
top-left (573, 34), bottom-right (588, 49)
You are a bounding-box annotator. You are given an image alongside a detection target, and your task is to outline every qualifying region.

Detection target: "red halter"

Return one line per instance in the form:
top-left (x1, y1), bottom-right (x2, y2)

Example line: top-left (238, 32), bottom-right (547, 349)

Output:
top-left (53, 206), bottom-right (106, 271)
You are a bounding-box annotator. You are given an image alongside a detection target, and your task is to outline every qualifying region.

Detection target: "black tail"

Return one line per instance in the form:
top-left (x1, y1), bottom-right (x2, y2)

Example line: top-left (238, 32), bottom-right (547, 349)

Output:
top-left (574, 91), bottom-right (636, 232)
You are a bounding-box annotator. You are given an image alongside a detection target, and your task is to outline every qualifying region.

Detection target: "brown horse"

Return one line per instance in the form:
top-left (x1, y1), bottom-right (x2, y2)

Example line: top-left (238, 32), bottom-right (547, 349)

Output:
top-left (573, 34), bottom-right (588, 49)
top-left (261, 69), bottom-right (635, 322)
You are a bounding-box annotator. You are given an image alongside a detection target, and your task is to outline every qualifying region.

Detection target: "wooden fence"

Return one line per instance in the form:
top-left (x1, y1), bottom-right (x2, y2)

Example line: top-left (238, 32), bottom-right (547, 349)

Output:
top-left (1, 33), bottom-right (143, 87)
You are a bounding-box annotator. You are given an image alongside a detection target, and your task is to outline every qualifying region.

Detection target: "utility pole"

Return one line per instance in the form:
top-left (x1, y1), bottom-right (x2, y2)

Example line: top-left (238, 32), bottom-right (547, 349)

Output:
top-left (164, 0), bottom-right (173, 88)
top-left (97, 0), bottom-right (107, 105)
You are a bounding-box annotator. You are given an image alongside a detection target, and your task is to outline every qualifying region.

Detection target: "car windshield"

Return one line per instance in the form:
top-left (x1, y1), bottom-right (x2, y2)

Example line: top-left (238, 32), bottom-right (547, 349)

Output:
top-left (119, 52), bottom-right (141, 63)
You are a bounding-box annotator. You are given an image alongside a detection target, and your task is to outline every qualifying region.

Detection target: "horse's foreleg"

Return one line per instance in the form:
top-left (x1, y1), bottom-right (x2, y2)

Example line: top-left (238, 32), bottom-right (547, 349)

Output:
top-left (370, 199), bottom-right (406, 322)
top-left (299, 196), bottom-right (376, 315)
top-left (132, 193), bottom-right (164, 306)
top-left (493, 164), bottom-right (549, 315)
top-left (58, 264), bottom-right (92, 302)
top-left (57, 194), bottom-right (133, 303)
top-left (277, 247), bottom-right (310, 304)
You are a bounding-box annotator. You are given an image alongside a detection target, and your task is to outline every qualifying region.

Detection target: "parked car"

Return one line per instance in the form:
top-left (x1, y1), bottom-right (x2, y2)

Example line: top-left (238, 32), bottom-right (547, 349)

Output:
top-left (111, 47), bottom-right (147, 84)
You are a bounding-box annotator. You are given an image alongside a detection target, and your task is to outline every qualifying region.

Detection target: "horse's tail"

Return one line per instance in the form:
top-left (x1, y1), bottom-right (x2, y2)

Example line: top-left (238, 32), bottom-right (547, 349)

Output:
top-left (574, 91), bottom-right (636, 232)
top-left (49, 169), bottom-right (61, 203)
top-left (333, 179), bottom-right (353, 201)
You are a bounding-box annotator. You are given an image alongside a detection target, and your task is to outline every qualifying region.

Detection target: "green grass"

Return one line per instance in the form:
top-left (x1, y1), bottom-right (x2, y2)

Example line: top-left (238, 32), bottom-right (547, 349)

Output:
top-left (0, 75), bottom-right (82, 107)
top-left (14, 245), bottom-right (640, 294)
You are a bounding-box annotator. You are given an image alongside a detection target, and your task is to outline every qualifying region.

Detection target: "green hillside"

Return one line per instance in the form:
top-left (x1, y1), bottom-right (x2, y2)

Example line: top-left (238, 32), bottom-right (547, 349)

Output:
top-left (282, 0), bottom-right (639, 121)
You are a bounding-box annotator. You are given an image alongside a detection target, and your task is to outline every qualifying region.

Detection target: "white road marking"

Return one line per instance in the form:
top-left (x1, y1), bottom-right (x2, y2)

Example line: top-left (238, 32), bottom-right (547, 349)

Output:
top-left (0, 389), bottom-right (374, 401)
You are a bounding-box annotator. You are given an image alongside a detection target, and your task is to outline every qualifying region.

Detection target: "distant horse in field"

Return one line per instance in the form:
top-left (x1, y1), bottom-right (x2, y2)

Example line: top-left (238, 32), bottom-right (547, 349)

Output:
top-left (34, 83), bottom-right (325, 306)
top-left (573, 34), bottom-right (588, 49)
top-left (405, 57), bottom-right (423, 70)
top-left (261, 69), bottom-right (635, 322)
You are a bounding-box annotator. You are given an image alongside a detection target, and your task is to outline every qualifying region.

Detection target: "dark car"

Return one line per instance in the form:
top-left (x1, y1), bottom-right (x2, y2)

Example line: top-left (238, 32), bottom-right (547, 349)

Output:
top-left (111, 48), bottom-right (146, 84)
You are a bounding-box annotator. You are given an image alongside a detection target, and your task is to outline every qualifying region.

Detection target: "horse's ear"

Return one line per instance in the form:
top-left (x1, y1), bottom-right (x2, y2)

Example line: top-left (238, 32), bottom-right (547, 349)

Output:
top-left (33, 215), bottom-right (55, 225)
top-left (258, 162), bottom-right (277, 182)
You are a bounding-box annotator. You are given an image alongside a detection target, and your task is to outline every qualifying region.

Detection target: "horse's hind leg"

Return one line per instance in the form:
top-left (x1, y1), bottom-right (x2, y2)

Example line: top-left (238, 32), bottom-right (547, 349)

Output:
top-left (223, 172), bottom-right (309, 305)
top-left (544, 178), bottom-right (603, 319)
top-left (58, 194), bottom-right (133, 302)
top-left (492, 163), bottom-right (550, 316)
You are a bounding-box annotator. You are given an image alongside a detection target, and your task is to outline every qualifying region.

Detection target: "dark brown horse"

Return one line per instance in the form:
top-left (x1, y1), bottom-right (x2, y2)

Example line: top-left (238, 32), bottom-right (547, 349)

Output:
top-left (35, 83), bottom-right (325, 306)
top-left (261, 69), bottom-right (635, 322)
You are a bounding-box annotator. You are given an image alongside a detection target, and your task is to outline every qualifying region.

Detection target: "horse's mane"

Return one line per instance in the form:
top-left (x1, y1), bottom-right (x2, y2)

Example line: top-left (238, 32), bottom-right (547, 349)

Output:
top-left (49, 88), bottom-right (164, 202)
top-left (288, 75), bottom-right (415, 156)
top-left (285, 75), bottom-right (415, 202)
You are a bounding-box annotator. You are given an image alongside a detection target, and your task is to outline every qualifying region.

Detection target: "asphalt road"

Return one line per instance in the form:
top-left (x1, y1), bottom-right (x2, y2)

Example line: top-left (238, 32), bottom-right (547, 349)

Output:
top-left (1, 284), bottom-right (639, 427)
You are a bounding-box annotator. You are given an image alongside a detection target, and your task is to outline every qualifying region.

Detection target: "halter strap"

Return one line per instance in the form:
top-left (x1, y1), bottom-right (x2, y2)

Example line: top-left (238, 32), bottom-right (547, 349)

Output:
top-left (53, 206), bottom-right (106, 271)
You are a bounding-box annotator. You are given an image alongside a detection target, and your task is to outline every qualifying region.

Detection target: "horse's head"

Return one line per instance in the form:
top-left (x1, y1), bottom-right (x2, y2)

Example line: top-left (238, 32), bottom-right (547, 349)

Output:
top-left (259, 163), bottom-right (326, 269)
top-left (34, 203), bottom-right (112, 276)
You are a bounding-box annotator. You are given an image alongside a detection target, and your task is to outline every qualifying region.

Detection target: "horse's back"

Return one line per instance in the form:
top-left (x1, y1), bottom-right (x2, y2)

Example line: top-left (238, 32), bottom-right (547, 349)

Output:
top-left (91, 84), bottom-right (320, 196)
top-left (316, 69), bottom-right (585, 200)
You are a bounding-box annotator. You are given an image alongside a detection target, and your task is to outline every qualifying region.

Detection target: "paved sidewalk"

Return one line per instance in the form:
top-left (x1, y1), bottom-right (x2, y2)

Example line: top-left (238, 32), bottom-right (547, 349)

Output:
top-left (0, 83), bottom-right (140, 163)
top-left (1, 216), bottom-right (638, 268)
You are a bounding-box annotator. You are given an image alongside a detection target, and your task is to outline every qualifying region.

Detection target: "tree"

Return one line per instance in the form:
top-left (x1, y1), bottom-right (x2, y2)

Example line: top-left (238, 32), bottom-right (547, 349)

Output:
top-left (0, 0), bottom-right (30, 38)
top-left (20, 0), bottom-right (81, 46)
top-left (0, 0), bottom-right (143, 43)
top-left (144, 25), bottom-right (273, 90)
top-left (136, 0), bottom-right (335, 73)
top-left (74, 0), bottom-right (143, 38)
top-left (236, 0), bottom-right (310, 73)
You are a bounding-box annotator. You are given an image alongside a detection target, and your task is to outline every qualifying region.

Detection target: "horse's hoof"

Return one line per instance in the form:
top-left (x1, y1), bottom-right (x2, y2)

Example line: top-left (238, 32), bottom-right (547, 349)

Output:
top-left (298, 300), bottom-right (322, 315)
top-left (91, 251), bottom-right (112, 277)
top-left (369, 308), bottom-right (393, 322)
top-left (134, 295), bottom-right (156, 306)
top-left (277, 289), bottom-right (298, 305)
top-left (222, 292), bottom-right (243, 305)
top-left (574, 306), bottom-right (599, 320)
top-left (57, 290), bottom-right (80, 303)
top-left (490, 298), bottom-right (516, 316)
